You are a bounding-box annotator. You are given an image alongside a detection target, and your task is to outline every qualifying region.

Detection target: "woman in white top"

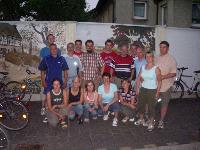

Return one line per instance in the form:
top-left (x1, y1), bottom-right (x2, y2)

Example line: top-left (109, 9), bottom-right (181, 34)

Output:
top-left (83, 80), bottom-right (99, 122)
top-left (135, 51), bottom-right (161, 131)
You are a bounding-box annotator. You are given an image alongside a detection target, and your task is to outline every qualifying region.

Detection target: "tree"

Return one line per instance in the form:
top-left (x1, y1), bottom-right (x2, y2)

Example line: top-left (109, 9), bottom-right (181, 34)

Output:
top-left (0, 0), bottom-right (90, 21)
top-left (0, 0), bottom-right (28, 20)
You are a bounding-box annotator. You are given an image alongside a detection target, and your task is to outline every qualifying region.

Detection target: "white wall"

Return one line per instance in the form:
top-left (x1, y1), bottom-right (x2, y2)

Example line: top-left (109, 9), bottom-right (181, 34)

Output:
top-left (165, 27), bottom-right (200, 89)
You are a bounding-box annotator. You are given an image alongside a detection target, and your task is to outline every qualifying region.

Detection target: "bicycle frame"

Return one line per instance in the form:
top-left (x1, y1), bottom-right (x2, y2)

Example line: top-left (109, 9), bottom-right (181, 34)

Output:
top-left (176, 68), bottom-right (200, 93)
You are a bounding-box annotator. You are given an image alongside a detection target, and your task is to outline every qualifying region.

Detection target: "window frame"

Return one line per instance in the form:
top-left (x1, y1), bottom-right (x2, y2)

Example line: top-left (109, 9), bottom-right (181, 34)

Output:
top-left (133, 1), bottom-right (147, 20)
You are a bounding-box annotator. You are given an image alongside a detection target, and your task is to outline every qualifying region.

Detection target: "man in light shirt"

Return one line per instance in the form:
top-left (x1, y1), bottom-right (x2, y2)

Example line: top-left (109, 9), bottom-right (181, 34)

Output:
top-left (156, 41), bottom-right (177, 129)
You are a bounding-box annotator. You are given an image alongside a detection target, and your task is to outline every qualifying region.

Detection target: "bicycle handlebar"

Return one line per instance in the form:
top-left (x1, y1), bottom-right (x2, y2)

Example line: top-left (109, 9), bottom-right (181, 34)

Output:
top-left (177, 67), bottom-right (188, 71)
top-left (26, 69), bottom-right (36, 75)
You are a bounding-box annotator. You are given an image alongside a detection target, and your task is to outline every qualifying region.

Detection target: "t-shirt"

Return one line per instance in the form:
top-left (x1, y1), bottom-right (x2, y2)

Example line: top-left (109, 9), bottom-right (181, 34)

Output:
top-left (134, 58), bottom-right (147, 79)
top-left (74, 50), bottom-right (83, 57)
top-left (110, 55), bottom-right (134, 79)
top-left (62, 54), bottom-right (83, 78)
top-left (100, 51), bottom-right (117, 75)
top-left (40, 46), bottom-right (61, 59)
top-left (119, 88), bottom-right (135, 103)
top-left (50, 89), bottom-right (63, 106)
top-left (155, 53), bottom-right (177, 92)
top-left (38, 55), bottom-right (68, 86)
top-left (98, 83), bottom-right (117, 104)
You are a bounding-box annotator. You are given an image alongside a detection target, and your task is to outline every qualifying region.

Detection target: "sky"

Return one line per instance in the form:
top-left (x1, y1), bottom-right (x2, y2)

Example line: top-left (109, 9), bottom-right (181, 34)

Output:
top-left (86, 0), bottom-right (99, 11)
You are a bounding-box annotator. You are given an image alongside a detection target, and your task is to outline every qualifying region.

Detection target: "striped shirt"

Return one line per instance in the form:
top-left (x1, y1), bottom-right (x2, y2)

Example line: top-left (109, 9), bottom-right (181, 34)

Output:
top-left (80, 52), bottom-right (104, 80)
top-left (110, 55), bottom-right (134, 79)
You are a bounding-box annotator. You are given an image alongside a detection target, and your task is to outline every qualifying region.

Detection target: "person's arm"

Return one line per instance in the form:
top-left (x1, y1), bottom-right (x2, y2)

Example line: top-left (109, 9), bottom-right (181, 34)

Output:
top-left (47, 92), bottom-right (63, 118)
top-left (41, 71), bottom-right (47, 88)
top-left (130, 68), bottom-right (134, 80)
top-left (63, 70), bottom-right (68, 89)
top-left (136, 68), bottom-right (142, 96)
top-left (107, 91), bottom-right (118, 106)
top-left (161, 58), bottom-right (177, 80)
top-left (56, 89), bottom-right (68, 109)
top-left (156, 67), bottom-right (162, 99)
top-left (94, 92), bottom-right (99, 108)
top-left (98, 94), bottom-right (104, 110)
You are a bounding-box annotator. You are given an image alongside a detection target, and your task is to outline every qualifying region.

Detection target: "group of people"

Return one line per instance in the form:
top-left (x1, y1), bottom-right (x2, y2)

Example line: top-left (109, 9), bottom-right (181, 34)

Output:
top-left (38, 34), bottom-right (177, 131)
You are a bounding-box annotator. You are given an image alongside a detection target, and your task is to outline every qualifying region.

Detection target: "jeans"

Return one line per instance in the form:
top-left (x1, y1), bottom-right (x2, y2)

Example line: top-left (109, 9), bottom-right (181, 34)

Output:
top-left (99, 102), bottom-right (120, 115)
top-left (83, 103), bottom-right (97, 119)
top-left (68, 104), bottom-right (83, 120)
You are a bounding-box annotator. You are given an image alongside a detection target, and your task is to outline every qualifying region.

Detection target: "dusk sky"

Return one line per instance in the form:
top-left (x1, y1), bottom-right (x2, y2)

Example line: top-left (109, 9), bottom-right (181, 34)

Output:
top-left (86, 0), bottom-right (99, 10)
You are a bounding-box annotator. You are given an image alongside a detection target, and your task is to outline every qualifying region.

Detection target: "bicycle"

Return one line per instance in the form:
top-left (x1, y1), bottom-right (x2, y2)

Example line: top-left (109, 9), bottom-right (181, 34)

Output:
top-left (171, 67), bottom-right (200, 99)
top-left (0, 126), bottom-right (10, 150)
top-left (0, 72), bottom-right (24, 100)
top-left (18, 69), bottom-right (41, 105)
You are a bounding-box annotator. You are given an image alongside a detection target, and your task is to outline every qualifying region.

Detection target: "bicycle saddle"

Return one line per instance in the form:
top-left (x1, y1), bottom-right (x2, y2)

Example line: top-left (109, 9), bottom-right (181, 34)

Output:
top-left (0, 72), bottom-right (8, 75)
top-left (194, 70), bottom-right (200, 74)
top-left (26, 69), bottom-right (36, 75)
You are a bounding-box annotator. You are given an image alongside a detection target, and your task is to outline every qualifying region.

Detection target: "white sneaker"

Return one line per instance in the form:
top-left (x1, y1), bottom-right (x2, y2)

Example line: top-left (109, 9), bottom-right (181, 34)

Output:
top-left (41, 107), bottom-right (46, 116)
top-left (147, 123), bottom-right (154, 132)
top-left (129, 117), bottom-right (135, 122)
top-left (158, 120), bottom-right (164, 129)
top-left (103, 114), bottom-right (109, 121)
top-left (84, 118), bottom-right (90, 123)
top-left (134, 119), bottom-right (146, 126)
top-left (42, 117), bottom-right (48, 123)
top-left (92, 116), bottom-right (97, 120)
top-left (122, 117), bottom-right (129, 123)
top-left (112, 118), bottom-right (118, 127)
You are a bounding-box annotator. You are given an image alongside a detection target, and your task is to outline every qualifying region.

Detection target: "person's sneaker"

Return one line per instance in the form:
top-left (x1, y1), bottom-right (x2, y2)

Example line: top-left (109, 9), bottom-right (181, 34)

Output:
top-left (112, 118), bottom-right (118, 127)
top-left (122, 117), bottom-right (129, 123)
top-left (40, 107), bottom-right (46, 116)
top-left (158, 120), bottom-right (164, 129)
top-left (103, 114), bottom-right (109, 121)
top-left (84, 118), bottom-right (90, 123)
top-left (129, 117), bottom-right (135, 122)
top-left (42, 117), bottom-right (48, 123)
top-left (147, 123), bottom-right (154, 132)
top-left (92, 116), bottom-right (97, 120)
top-left (134, 119), bottom-right (145, 126)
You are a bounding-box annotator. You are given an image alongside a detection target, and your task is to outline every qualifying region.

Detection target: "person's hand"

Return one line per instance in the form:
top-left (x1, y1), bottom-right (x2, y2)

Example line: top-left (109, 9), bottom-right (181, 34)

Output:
top-left (52, 105), bottom-right (57, 110)
top-left (58, 114), bottom-right (65, 120)
top-left (155, 93), bottom-right (160, 100)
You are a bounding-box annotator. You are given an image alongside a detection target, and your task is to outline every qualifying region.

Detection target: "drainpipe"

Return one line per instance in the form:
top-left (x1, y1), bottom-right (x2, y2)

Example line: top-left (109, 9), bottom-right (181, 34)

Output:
top-left (112, 0), bottom-right (116, 23)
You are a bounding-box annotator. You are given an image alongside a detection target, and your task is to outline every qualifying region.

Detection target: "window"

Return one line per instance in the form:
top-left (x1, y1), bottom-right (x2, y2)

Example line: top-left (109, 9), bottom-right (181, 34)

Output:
top-left (192, 3), bottom-right (200, 24)
top-left (133, 1), bottom-right (147, 19)
top-left (161, 4), bottom-right (167, 25)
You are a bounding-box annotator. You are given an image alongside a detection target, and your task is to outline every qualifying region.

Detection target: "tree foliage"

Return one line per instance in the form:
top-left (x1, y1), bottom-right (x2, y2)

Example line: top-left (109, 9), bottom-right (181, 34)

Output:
top-left (0, 0), bottom-right (89, 21)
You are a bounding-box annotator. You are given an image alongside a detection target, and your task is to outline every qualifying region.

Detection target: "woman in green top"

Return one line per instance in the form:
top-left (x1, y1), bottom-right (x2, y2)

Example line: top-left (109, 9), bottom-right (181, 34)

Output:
top-left (46, 79), bottom-right (68, 128)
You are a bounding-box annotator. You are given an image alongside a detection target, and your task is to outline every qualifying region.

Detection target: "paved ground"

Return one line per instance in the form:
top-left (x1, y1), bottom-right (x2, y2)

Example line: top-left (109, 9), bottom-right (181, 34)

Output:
top-left (10, 98), bottom-right (200, 150)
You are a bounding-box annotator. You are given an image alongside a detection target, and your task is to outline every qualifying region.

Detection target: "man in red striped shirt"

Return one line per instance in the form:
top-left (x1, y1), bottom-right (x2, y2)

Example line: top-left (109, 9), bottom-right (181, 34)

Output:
top-left (110, 43), bottom-right (135, 88)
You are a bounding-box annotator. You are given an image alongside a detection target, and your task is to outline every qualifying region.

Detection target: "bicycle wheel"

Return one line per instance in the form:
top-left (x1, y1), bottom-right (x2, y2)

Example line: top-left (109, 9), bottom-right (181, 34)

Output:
top-left (195, 82), bottom-right (200, 99)
top-left (5, 81), bottom-right (24, 100)
top-left (171, 81), bottom-right (184, 99)
top-left (20, 86), bottom-right (32, 105)
top-left (0, 99), bottom-right (29, 131)
top-left (0, 82), bottom-right (6, 99)
top-left (0, 126), bottom-right (10, 150)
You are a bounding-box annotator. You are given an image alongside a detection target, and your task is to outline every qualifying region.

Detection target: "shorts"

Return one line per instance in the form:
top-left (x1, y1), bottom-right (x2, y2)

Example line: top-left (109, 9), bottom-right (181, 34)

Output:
top-left (160, 88), bottom-right (171, 107)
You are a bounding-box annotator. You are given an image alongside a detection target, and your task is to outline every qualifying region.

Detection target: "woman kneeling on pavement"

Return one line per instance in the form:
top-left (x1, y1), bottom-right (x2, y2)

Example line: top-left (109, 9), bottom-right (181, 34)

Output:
top-left (119, 79), bottom-right (137, 123)
top-left (135, 51), bottom-right (161, 131)
top-left (67, 76), bottom-right (84, 124)
top-left (98, 72), bottom-right (120, 127)
top-left (83, 80), bottom-right (99, 122)
top-left (46, 79), bottom-right (68, 128)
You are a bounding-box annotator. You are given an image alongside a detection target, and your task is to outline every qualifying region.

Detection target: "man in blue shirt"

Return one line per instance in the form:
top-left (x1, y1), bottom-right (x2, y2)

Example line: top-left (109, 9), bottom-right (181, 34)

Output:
top-left (40, 34), bottom-right (61, 59)
top-left (38, 44), bottom-right (68, 123)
